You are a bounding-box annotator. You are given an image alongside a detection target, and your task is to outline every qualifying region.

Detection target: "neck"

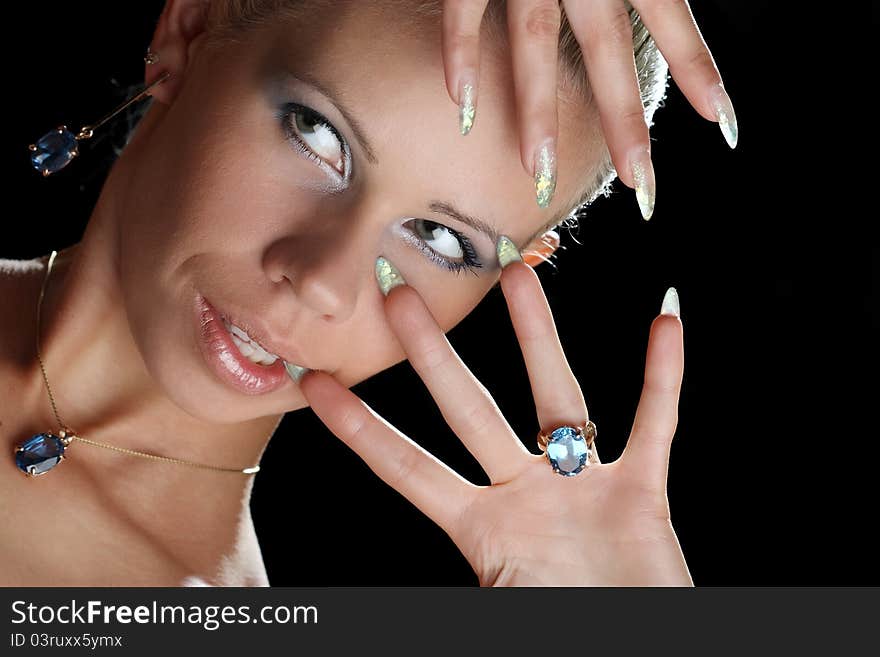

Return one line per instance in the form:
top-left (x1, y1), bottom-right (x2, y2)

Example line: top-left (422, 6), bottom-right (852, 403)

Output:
top-left (9, 112), bottom-right (288, 579)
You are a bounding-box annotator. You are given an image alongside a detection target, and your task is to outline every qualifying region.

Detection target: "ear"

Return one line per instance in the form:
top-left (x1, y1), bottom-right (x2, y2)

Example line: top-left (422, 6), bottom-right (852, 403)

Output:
top-left (521, 230), bottom-right (560, 268)
top-left (144, 0), bottom-right (211, 105)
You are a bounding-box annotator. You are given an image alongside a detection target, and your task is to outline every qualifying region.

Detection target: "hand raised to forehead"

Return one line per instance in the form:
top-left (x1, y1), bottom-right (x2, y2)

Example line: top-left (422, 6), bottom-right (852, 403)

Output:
top-left (441, 0), bottom-right (737, 218)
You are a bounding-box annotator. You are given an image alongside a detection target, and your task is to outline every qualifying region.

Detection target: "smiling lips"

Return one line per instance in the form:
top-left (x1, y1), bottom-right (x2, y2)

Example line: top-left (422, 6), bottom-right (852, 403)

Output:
top-left (194, 293), bottom-right (305, 395)
top-left (221, 314), bottom-right (281, 366)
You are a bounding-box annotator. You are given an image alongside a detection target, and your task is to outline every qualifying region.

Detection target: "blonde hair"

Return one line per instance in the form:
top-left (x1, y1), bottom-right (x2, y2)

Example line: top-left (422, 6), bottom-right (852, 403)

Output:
top-left (201, 0), bottom-right (668, 242)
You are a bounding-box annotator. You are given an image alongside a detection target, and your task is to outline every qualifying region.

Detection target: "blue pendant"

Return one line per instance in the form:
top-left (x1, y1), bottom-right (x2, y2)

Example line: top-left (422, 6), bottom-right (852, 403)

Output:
top-left (545, 426), bottom-right (590, 476)
top-left (28, 125), bottom-right (80, 177)
top-left (14, 432), bottom-right (68, 476)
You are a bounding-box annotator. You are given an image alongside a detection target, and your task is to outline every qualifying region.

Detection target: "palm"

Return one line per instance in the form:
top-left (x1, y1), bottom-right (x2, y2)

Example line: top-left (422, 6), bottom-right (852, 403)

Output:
top-left (452, 455), bottom-right (684, 586)
top-left (300, 258), bottom-right (691, 586)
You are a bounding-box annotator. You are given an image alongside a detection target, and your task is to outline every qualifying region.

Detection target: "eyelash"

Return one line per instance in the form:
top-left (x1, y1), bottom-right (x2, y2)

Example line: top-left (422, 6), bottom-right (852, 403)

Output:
top-left (277, 103), bottom-right (484, 276)
top-left (278, 102), bottom-right (346, 174)
top-left (408, 222), bottom-right (483, 277)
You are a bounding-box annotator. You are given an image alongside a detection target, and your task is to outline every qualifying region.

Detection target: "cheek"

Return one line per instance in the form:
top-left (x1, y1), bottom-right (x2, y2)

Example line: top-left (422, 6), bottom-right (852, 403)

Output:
top-left (425, 284), bottom-right (490, 333)
top-left (383, 258), bottom-right (492, 334)
top-left (376, 230), bottom-right (497, 333)
top-left (167, 134), bottom-right (337, 251)
top-left (327, 251), bottom-right (493, 385)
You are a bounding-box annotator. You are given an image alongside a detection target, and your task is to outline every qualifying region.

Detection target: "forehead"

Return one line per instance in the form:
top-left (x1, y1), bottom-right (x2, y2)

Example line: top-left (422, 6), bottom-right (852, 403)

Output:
top-left (257, 3), bottom-right (601, 245)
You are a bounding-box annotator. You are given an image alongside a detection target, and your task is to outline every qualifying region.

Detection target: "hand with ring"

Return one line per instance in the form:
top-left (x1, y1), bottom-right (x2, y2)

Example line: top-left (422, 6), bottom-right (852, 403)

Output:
top-left (297, 237), bottom-right (691, 586)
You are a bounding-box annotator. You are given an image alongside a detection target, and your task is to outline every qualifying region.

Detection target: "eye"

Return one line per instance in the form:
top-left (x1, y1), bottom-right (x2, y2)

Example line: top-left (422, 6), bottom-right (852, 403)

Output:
top-left (414, 220), bottom-right (463, 259)
top-left (405, 219), bottom-right (483, 276)
top-left (278, 103), bottom-right (348, 177)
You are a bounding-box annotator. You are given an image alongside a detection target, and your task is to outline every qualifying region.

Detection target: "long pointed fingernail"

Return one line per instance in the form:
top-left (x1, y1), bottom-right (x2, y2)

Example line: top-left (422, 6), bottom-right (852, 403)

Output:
top-left (496, 235), bottom-right (522, 269)
top-left (660, 287), bottom-right (680, 317)
top-left (459, 78), bottom-right (476, 136)
top-left (375, 256), bottom-right (405, 296)
top-left (534, 138), bottom-right (557, 208)
top-left (709, 83), bottom-right (738, 149)
top-left (283, 361), bottom-right (311, 383)
top-left (630, 146), bottom-right (656, 221)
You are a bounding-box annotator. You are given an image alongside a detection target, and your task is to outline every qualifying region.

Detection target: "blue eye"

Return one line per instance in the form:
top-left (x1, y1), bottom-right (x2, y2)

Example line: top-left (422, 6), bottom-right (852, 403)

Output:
top-left (278, 103), bottom-right (348, 177)
top-left (405, 219), bottom-right (483, 276)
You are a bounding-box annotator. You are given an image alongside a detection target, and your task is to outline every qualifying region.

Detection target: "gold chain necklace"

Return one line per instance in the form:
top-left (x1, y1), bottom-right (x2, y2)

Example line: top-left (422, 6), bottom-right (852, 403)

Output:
top-left (13, 249), bottom-right (260, 477)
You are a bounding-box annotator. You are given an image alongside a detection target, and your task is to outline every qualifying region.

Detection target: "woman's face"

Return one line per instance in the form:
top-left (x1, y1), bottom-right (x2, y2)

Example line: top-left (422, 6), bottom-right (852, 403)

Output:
top-left (118, 2), bottom-right (603, 422)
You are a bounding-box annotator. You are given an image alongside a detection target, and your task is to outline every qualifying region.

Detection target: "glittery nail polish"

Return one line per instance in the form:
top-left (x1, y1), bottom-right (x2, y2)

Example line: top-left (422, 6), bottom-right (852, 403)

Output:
top-left (283, 361), bottom-right (310, 383)
top-left (459, 79), bottom-right (476, 136)
top-left (496, 235), bottom-right (522, 269)
top-left (629, 147), bottom-right (656, 221)
top-left (534, 138), bottom-right (557, 208)
top-left (660, 287), bottom-right (680, 317)
top-left (709, 83), bottom-right (738, 149)
top-left (375, 256), bottom-right (405, 296)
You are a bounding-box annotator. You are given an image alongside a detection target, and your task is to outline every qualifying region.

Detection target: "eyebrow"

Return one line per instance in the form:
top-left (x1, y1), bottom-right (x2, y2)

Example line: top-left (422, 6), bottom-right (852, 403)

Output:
top-left (427, 201), bottom-right (500, 246)
top-left (291, 71), bottom-right (505, 246)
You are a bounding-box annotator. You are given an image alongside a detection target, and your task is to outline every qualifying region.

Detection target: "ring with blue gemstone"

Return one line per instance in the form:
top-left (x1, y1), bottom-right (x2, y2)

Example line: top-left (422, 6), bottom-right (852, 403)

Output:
top-left (537, 421), bottom-right (597, 477)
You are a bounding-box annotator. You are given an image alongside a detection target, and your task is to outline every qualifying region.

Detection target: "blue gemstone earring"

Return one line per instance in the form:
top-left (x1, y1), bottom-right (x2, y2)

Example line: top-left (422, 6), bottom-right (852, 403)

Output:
top-left (28, 46), bottom-right (172, 177)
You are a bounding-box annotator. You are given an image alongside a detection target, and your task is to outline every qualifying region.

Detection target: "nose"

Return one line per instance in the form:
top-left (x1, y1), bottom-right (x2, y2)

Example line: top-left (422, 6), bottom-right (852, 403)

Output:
top-left (264, 232), bottom-right (364, 323)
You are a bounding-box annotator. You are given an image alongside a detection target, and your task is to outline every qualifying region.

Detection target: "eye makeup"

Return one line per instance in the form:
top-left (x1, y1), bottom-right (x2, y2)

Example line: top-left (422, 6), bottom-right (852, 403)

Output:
top-left (275, 99), bottom-right (486, 276)
top-left (400, 219), bottom-right (483, 276)
top-left (275, 102), bottom-right (352, 189)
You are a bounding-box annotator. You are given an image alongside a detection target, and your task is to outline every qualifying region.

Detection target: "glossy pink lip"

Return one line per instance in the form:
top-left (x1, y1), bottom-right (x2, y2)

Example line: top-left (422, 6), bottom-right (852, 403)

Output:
top-left (194, 292), bottom-right (292, 395)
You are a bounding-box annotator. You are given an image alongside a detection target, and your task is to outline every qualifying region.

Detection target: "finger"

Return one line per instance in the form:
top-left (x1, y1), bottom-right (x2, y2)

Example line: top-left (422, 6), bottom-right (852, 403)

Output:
top-left (383, 284), bottom-right (532, 484)
top-left (621, 297), bottom-right (684, 491)
top-left (630, 0), bottom-right (737, 147)
top-left (563, 0), bottom-right (655, 218)
top-left (441, 0), bottom-right (490, 135)
top-left (298, 370), bottom-right (478, 534)
top-left (498, 261), bottom-right (590, 449)
top-left (507, 0), bottom-right (563, 208)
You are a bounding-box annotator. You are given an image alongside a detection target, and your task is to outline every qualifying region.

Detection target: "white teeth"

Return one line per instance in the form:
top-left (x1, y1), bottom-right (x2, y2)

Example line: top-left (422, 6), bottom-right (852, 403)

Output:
top-left (221, 315), bottom-right (280, 366)
top-left (229, 323), bottom-right (250, 343)
top-left (230, 332), bottom-right (256, 356)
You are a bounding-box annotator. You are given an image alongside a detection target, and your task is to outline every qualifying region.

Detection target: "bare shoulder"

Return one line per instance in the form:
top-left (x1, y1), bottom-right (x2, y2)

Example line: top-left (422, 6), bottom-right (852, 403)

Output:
top-left (0, 257), bottom-right (45, 361)
top-left (0, 258), bottom-right (43, 478)
top-left (0, 256), bottom-right (45, 307)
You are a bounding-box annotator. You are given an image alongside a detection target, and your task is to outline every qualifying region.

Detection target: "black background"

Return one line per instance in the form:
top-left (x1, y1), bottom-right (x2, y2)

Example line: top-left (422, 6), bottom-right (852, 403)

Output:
top-left (2, 2), bottom-right (870, 585)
